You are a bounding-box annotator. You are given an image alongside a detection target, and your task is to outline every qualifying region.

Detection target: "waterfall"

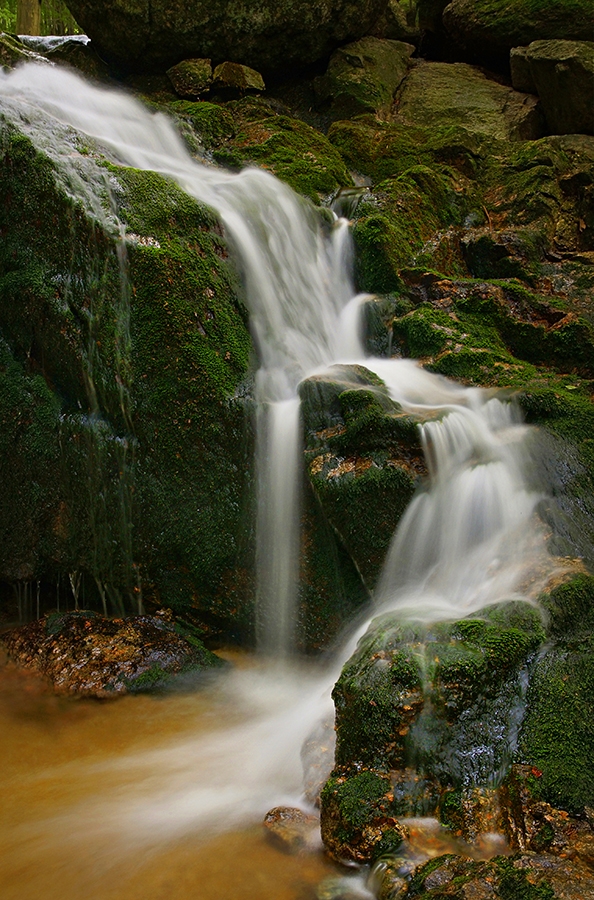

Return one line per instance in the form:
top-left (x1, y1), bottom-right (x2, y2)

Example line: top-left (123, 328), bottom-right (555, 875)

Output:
top-left (0, 63), bottom-right (557, 864)
top-left (0, 63), bottom-right (364, 655)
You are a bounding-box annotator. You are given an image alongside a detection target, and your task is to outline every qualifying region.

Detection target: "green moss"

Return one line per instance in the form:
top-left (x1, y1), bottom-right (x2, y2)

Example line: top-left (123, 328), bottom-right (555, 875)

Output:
top-left (0, 122), bottom-right (255, 633)
top-left (204, 98), bottom-right (353, 202)
top-left (167, 100), bottom-right (235, 149)
top-left (519, 637), bottom-right (594, 813)
top-left (540, 574), bottom-right (594, 640)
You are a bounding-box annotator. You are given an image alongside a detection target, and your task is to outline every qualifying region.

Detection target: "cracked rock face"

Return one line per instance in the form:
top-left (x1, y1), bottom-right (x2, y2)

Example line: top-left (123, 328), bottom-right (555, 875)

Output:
top-left (63, 0), bottom-right (390, 75)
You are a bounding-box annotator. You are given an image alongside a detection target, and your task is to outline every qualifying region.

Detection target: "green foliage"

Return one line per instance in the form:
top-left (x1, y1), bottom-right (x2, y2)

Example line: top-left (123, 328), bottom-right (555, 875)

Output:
top-left (0, 0), bottom-right (81, 35)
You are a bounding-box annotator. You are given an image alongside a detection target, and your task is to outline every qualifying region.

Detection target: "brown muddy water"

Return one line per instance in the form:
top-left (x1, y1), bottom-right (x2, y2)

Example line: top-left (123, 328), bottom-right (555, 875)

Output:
top-left (0, 652), bottom-right (336, 900)
top-left (0, 652), bottom-right (506, 900)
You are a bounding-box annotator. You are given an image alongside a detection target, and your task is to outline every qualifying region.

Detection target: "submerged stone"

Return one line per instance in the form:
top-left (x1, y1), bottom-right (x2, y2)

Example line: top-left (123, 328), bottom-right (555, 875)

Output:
top-left (263, 806), bottom-right (319, 853)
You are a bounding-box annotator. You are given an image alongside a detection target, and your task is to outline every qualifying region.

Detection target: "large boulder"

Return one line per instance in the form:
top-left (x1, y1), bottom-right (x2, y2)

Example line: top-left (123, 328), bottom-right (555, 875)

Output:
top-left (314, 37), bottom-right (414, 122)
top-left (63, 0), bottom-right (390, 75)
top-left (393, 61), bottom-right (543, 142)
top-left (525, 40), bottom-right (594, 136)
top-left (0, 110), bottom-right (255, 637)
top-left (442, 0), bottom-right (593, 59)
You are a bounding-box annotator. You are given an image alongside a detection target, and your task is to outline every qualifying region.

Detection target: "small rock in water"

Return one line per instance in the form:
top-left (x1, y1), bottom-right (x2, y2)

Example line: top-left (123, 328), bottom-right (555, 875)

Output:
top-left (263, 806), bottom-right (319, 854)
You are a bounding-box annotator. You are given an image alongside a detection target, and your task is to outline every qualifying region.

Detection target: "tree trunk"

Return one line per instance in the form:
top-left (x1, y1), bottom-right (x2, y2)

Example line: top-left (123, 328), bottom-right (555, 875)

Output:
top-left (16, 0), bottom-right (42, 34)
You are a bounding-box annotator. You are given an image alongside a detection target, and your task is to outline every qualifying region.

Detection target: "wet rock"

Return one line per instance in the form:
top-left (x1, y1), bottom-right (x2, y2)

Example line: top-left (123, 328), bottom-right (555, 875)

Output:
top-left (45, 38), bottom-right (112, 83)
top-left (0, 32), bottom-right (49, 68)
top-left (263, 806), bottom-right (319, 853)
top-left (525, 40), bottom-right (594, 136)
top-left (166, 58), bottom-right (212, 99)
top-left (62, 0), bottom-right (390, 75)
top-left (300, 366), bottom-right (424, 589)
top-left (499, 764), bottom-right (594, 866)
top-left (0, 609), bottom-right (222, 696)
top-left (407, 851), bottom-right (594, 899)
top-left (212, 61), bottom-right (265, 94)
top-left (393, 61), bottom-right (544, 142)
top-left (0, 118), bottom-right (255, 640)
top-left (320, 770), bottom-right (408, 863)
top-left (330, 603), bottom-right (544, 777)
top-left (314, 37), bottom-right (414, 122)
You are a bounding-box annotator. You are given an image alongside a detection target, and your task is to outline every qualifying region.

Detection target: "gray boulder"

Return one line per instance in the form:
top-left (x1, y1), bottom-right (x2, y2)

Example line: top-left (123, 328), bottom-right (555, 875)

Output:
top-left (64, 0), bottom-right (390, 74)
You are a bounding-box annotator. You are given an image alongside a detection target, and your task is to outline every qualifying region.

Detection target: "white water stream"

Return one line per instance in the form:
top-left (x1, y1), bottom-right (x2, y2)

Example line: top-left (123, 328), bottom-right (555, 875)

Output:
top-left (0, 64), bottom-right (556, 889)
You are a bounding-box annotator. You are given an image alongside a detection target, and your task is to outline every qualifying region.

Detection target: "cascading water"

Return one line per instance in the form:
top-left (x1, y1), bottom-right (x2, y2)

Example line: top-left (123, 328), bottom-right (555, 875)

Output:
top-left (0, 63), bottom-right (363, 654)
top-left (0, 63), bottom-right (558, 895)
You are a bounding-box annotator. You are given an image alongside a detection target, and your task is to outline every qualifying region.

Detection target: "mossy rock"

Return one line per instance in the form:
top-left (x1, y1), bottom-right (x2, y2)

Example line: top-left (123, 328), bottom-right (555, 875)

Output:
top-left (320, 770), bottom-right (407, 863)
top-left (210, 97), bottom-right (353, 202)
top-left (394, 61), bottom-right (543, 142)
top-left (331, 603), bottom-right (544, 780)
top-left (314, 37), bottom-right (414, 122)
top-left (301, 366), bottom-right (424, 588)
top-left (0, 117), bottom-right (258, 636)
top-left (443, 0), bottom-right (594, 58)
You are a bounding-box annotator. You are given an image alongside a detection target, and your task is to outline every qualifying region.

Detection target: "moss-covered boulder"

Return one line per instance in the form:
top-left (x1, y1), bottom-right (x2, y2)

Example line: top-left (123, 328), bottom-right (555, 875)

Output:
top-left (0, 117), bottom-right (256, 636)
top-left (330, 602), bottom-right (544, 778)
top-left (166, 58), bottom-right (213, 99)
top-left (193, 96), bottom-right (353, 203)
top-left (63, 0), bottom-right (390, 75)
top-left (442, 0), bottom-right (593, 60)
top-left (525, 40), bottom-right (594, 136)
top-left (1, 607), bottom-right (222, 696)
top-left (300, 366), bottom-right (425, 589)
top-left (320, 603), bottom-right (546, 856)
top-left (393, 61), bottom-right (544, 142)
top-left (314, 37), bottom-right (414, 122)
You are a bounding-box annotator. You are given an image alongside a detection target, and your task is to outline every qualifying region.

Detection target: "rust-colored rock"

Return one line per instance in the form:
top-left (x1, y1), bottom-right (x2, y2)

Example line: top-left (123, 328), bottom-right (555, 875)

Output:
top-left (0, 608), bottom-right (221, 697)
top-left (263, 806), bottom-right (320, 853)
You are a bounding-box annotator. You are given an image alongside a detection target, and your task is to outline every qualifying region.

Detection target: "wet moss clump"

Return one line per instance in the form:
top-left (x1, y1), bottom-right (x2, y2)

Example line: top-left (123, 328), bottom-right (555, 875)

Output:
top-left (181, 97), bottom-right (354, 203)
top-left (320, 770), bottom-right (407, 863)
top-left (518, 579), bottom-right (594, 813)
